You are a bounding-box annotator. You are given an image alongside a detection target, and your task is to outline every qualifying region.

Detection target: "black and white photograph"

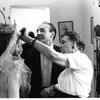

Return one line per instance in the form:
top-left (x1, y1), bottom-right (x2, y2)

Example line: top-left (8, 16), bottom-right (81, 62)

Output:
top-left (0, 0), bottom-right (100, 99)
top-left (58, 21), bottom-right (73, 43)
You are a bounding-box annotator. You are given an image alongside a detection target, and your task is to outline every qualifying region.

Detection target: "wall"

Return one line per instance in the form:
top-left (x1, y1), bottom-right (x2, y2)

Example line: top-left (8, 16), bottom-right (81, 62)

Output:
top-left (0, 0), bottom-right (94, 97)
top-left (0, 0), bottom-right (82, 45)
top-left (81, 0), bottom-right (94, 97)
top-left (93, 0), bottom-right (100, 26)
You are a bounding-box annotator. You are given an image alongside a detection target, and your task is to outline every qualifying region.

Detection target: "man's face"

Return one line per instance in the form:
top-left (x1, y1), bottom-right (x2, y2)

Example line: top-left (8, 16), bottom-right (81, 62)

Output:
top-left (61, 36), bottom-right (73, 53)
top-left (36, 23), bottom-right (52, 43)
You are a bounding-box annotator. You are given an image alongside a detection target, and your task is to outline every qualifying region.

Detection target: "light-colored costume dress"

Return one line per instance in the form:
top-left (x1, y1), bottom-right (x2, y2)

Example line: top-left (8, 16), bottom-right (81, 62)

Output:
top-left (0, 31), bottom-right (31, 98)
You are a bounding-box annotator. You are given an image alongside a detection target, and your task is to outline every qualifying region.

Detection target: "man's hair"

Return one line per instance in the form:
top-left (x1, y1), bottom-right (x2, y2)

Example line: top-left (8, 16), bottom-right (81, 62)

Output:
top-left (43, 22), bottom-right (57, 40)
top-left (62, 31), bottom-right (85, 50)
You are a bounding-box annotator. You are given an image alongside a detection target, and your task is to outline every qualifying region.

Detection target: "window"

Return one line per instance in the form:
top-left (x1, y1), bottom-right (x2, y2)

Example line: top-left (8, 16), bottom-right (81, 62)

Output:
top-left (10, 5), bottom-right (50, 36)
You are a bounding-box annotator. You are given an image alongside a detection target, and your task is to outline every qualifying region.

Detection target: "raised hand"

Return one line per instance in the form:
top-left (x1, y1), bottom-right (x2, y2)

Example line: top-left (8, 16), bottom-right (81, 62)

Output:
top-left (40, 87), bottom-right (55, 98)
top-left (19, 27), bottom-right (26, 36)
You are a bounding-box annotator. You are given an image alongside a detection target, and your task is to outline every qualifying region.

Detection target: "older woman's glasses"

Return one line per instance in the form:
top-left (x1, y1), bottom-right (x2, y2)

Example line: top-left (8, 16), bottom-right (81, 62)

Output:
top-left (37, 28), bottom-right (46, 33)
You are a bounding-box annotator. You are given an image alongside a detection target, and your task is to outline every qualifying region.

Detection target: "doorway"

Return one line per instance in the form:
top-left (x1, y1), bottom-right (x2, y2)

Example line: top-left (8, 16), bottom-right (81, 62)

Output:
top-left (10, 5), bottom-right (50, 36)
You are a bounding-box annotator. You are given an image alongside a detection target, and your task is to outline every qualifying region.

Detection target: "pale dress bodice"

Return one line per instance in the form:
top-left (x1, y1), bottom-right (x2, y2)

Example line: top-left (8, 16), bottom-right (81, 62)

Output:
top-left (0, 72), bottom-right (8, 98)
top-left (0, 56), bottom-right (31, 98)
top-left (0, 64), bottom-right (21, 98)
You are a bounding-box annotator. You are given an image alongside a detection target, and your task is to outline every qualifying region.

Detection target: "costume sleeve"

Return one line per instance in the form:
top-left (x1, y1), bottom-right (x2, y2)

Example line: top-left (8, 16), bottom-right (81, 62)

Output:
top-left (67, 53), bottom-right (80, 69)
top-left (1, 55), bottom-right (31, 95)
top-left (5, 64), bottom-right (21, 90)
top-left (14, 59), bottom-right (32, 94)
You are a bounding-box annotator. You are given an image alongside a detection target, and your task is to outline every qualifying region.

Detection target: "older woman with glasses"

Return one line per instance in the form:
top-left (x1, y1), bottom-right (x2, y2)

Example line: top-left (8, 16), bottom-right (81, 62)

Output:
top-left (20, 30), bottom-right (93, 98)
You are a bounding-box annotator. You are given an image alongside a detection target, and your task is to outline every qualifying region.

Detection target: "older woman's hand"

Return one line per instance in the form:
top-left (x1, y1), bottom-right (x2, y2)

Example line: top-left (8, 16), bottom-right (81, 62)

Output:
top-left (40, 86), bottom-right (55, 98)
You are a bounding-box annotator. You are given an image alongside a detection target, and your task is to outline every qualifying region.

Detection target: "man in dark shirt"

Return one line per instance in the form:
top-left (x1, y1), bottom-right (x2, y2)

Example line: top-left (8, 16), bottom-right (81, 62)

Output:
top-left (21, 22), bottom-right (64, 98)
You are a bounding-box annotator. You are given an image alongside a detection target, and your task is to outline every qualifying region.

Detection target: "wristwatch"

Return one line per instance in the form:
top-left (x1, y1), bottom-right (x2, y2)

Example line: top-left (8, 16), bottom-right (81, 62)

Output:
top-left (50, 85), bottom-right (58, 91)
top-left (30, 38), bottom-right (36, 46)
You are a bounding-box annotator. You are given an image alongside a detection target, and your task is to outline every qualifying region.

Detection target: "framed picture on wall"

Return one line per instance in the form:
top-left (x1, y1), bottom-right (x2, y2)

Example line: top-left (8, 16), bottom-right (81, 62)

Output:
top-left (90, 17), bottom-right (94, 44)
top-left (58, 21), bottom-right (73, 43)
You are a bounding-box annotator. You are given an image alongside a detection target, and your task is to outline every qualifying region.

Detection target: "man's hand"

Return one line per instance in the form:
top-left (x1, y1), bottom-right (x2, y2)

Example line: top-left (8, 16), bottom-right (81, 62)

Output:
top-left (40, 87), bottom-right (55, 98)
top-left (19, 30), bottom-right (34, 45)
top-left (20, 27), bottom-right (26, 36)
